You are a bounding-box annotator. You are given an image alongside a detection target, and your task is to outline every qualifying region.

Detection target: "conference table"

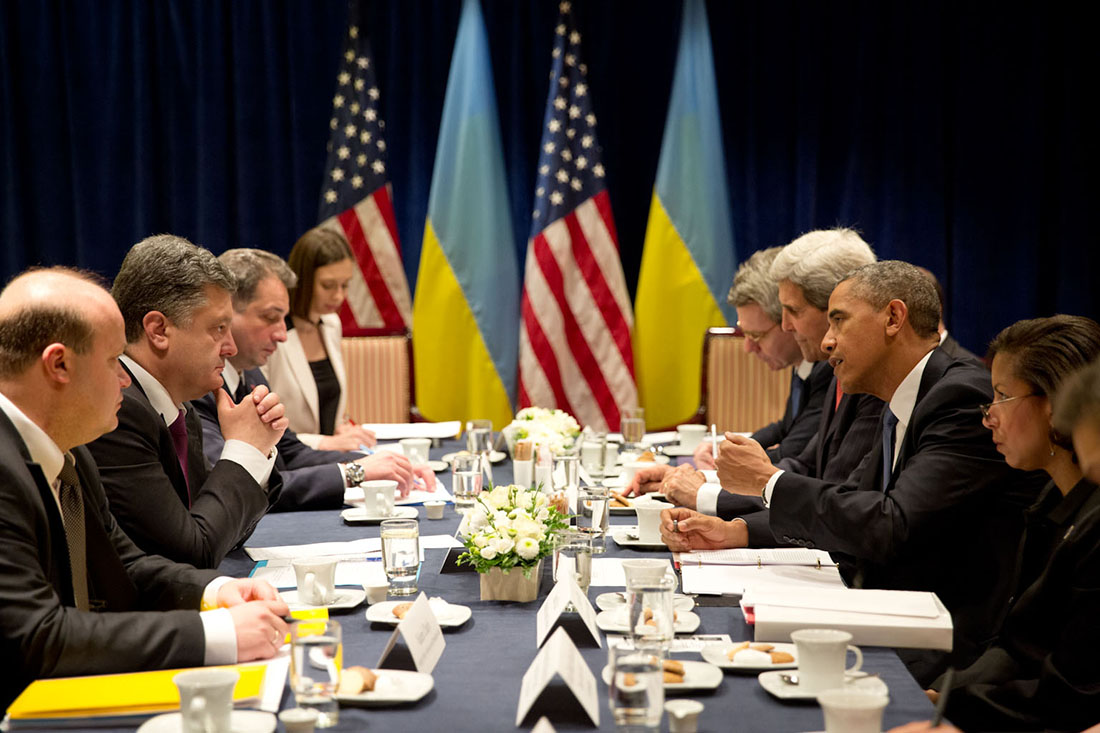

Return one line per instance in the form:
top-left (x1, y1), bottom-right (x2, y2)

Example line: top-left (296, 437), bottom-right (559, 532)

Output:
top-left (217, 440), bottom-right (937, 732)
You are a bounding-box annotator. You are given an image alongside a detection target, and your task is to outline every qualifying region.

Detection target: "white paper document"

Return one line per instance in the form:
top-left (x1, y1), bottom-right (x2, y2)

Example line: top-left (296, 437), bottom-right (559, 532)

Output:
top-left (378, 592), bottom-right (446, 674)
top-left (605, 633), bottom-right (732, 653)
top-left (251, 558), bottom-right (383, 589)
top-left (361, 421), bottom-right (462, 440)
top-left (679, 562), bottom-right (846, 596)
top-left (344, 481), bottom-right (455, 506)
top-left (515, 627), bottom-right (599, 727)
top-left (536, 575), bottom-right (602, 648)
top-left (245, 534), bottom-right (460, 562)
top-left (678, 547), bottom-right (835, 567)
top-left (589, 557), bottom-right (674, 587)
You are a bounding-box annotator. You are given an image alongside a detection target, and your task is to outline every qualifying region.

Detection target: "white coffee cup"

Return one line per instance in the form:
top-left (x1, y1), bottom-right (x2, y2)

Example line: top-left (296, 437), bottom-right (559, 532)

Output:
top-left (622, 460), bottom-right (652, 485)
top-left (665, 699), bottom-right (704, 733)
top-left (278, 707), bottom-right (319, 733)
top-left (513, 458), bottom-right (533, 488)
top-left (621, 558), bottom-right (669, 588)
top-left (676, 424), bottom-right (708, 451)
top-left (631, 496), bottom-right (665, 544)
top-left (424, 500), bottom-right (445, 520)
top-left (174, 668), bottom-right (239, 733)
top-left (399, 438), bottom-right (431, 465)
top-left (817, 688), bottom-right (889, 733)
top-left (362, 566), bottom-right (390, 604)
top-left (790, 628), bottom-right (863, 694)
top-left (292, 558), bottom-right (338, 606)
top-left (361, 479), bottom-right (397, 517)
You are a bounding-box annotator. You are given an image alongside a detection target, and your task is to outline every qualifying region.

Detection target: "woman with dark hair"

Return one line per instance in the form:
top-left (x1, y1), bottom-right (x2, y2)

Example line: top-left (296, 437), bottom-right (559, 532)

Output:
top-left (262, 227), bottom-right (375, 451)
top-left (927, 315), bottom-right (1100, 731)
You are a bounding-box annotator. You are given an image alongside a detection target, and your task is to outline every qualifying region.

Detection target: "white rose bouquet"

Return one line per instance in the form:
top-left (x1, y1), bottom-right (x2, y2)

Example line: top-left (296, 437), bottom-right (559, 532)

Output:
top-left (501, 407), bottom-right (582, 456)
top-left (456, 484), bottom-right (570, 576)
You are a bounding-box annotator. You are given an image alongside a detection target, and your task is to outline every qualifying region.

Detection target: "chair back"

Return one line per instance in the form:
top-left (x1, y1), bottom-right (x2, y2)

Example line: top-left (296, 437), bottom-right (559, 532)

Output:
top-left (701, 327), bottom-right (791, 433)
top-left (340, 329), bottom-right (416, 423)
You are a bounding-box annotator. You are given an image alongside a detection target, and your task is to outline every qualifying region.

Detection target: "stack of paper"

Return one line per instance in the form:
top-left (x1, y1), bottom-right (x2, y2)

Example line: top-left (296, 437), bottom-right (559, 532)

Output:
top-left (743, 587), bottom-right (953, 651)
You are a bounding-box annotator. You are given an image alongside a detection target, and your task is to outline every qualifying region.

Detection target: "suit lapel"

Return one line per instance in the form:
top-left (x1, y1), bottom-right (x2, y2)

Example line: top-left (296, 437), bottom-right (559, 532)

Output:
top-left (892, 350), bottom-right (952, 474)
top-left (121, 365), bottom-right (191, 508)
top-left (284, 326), bottom-right (321, 426)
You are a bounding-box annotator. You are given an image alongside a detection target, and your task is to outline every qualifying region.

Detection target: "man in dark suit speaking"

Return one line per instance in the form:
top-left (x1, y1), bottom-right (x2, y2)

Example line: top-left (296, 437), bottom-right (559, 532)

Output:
top-left (0, 268), bottom-right (287, 711)
top-left (662, 261), bottom-right (1043, 682)
top-left (87, 235), bottom-right (287, 568)
top-left (193, 248), bottom-right (433, 510)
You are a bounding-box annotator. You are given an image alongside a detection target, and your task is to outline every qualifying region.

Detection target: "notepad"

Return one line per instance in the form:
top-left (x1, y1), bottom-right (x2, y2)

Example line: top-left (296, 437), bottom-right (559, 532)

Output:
top-left (678, 548), bottom-right (835, 567)
top-left (6, 663), bottom-right (266, 725)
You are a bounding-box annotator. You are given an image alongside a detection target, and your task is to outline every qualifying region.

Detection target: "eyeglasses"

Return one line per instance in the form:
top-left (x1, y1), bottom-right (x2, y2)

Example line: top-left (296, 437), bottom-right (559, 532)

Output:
top-left (738, 321), bottom-right (778, 344)
top-left (979, 393), bottom-right (1036, 419)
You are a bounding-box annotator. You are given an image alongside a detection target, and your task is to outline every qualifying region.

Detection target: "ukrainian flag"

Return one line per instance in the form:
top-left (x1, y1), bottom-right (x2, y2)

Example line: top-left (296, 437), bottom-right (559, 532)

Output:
top-left (634, 0), bottom-right (737, 430)
top-left (412, 0), bottom-right (519, 428)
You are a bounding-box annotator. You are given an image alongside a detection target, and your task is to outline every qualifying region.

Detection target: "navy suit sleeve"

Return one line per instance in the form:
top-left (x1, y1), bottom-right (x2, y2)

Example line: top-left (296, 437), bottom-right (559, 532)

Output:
top-left (755, 362), bottom-right (831, 461)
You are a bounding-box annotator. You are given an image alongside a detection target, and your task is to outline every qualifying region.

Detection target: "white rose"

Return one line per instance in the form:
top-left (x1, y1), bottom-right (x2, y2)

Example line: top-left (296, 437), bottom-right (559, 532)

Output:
top-left (473, 533), bottom-right (489, 548)
top-left (492, 536), bottom-right (515, 555)
top-left (536, 507), bottom-right (550, 521)
top-left (512, 516), bottom-right (543, 539)
top-left (487, 485), bottom-right (512, 510)
top-left (514, 490), bottom-right (534, 510)
top-left (480, 546), bottom-right (498, 561)
top-left (515, 537), bottom-right (540, 560)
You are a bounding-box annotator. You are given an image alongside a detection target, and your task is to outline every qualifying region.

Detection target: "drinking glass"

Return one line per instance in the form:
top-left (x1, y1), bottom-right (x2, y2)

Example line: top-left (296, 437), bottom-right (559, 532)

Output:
top-left (607, 644), bottom-right (664, 732)
top-left (620, 407), bottom-right (646, 451)
top-left (466, 418), bottom-right (494, 482)
top-left (451, 453), bottom-right (483, 511)
top-left (553, 530), bottom-right (593, 604)
top-left (289, 618), bottom-right (342, 728)
top-left (580, 434), bottom-right (607, 479)
top-left (380, 518), bottom-right (420, 596)
top-left (556, 453), bottom-right (580, 492)
top-left (576, 485), bottom-right (609, 554)
top-left (626, 575), bottom-right (676, 652)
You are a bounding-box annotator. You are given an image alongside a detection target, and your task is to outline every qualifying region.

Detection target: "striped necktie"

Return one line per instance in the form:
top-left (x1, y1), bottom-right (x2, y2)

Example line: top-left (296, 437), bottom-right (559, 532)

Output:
top-left (58, 455), bottom-right (89, 611)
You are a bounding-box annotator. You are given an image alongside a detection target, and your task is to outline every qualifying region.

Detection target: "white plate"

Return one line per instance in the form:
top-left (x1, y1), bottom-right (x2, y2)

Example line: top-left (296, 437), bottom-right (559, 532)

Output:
top-left (281, 588), bottom-right (367, 611)
top-left (609, 503), bottom-right (636, 514)
top-left (441, 451), bottom-right (506, 464)
top-left (336, 669), bottom-right (435, 706)
top-left (595, 592), bottom-right (695, 613)
top-left (340, 506), bottom-right (419, 524)
top-left (138, 711), bottom-right (275, 733)
top-left (757, 669), bottom-right (888, 700)
top-left (426, 459), bottom-right (449, 472)
top-left (366, 599), bottom-right (472, 627)
top-left (601, 476), bottom-right (627, 489)
top-left (660, 444), bottom-right (700, 457)
top-left (595, 609), bottom-right (700, 634)
top-left (610, 526), bottom-right (667, 549)
top-left (701, 642), bottom-right (798, 672)
top-left (601, 659), bottom-right (722, 691)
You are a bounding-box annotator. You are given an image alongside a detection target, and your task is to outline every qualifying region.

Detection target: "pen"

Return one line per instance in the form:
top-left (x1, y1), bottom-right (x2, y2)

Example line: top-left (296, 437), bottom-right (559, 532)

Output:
top-left (930, 666), bottom-right (954, 726)
top-left (346, 413), bottom-right (373, 453)
top-left (711, 424), bottom-right (718, 460)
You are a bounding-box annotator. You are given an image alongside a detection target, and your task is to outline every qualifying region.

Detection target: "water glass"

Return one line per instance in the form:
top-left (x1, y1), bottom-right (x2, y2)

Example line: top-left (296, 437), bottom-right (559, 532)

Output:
top-left (620, 407), bottom-right (646, 450)
top-left (553, 530), bottom-right (593, 597)
top-left (466, 418), bottom-right (494, 479)
top-left (607, 645), bottom-right (664, 732)
top-left (626, 575), bottom-right (676, 651)
top-left (581, 434), bottom-right (607, 479)
top-left (451, 453), bottom-right (483, 511)
top-left (556, 453), bottom-right (580, 491)
top-left (289, 619), bottom-right (342, 728)
top-left (380, 518), bottom-right (420, 596)
top-left (576, 485), bottom-right (609, 554)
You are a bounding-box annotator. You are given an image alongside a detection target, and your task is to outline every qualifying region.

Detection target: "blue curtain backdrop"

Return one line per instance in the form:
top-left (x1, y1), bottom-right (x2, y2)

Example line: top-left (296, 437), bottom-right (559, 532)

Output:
top-left (1, 0), bottom-right (1096, 354)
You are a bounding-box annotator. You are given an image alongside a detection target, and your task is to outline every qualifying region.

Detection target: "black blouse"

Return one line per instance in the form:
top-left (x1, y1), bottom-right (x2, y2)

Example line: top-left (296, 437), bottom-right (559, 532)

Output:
top-left (308, 357), bottom-right (340, 436)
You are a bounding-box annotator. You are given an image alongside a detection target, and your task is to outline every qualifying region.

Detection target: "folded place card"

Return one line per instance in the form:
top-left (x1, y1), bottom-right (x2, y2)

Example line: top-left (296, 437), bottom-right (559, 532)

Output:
top-left (377, 592), bottom-right (446, 674)
top-left (535, 573), bottom-right (601, 648)
top-left (532, 716), bottom-right (558, 733)
top-left (515, 627), bottom-right (599, 727)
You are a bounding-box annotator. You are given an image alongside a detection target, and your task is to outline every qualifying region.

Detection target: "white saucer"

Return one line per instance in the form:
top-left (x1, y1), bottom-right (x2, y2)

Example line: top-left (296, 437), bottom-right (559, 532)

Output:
top-left (336, 669), bottom-right (435, 706)
top-left (609, 502), bottom-right (636, 514)
top-left (660, 444), bottom-right (699, 457)
top-left (610, 526), bottom-right (667, 549)
top-left (601, 659), bottom-right (722, 691)
top-left (138, 710), bottom-right (275, 733)
top-left (595, 609), bottom-right (700, 634)
top-left (426, 459), bottom-right (449, 472)
top-left (595, 592), bottom-right (694, 613)
top-left (757, 669), bottom-right (888, 700)
top-left (281, 588), bottom-right (367, 611)
top-left (701, 642), bottom-right (798, 672)
top-left (340, 506), bottom-right (419, 524)
top-left (441, 450), bottom-right (506, 464)
top-left (366, 599), bottom-right (472, 627)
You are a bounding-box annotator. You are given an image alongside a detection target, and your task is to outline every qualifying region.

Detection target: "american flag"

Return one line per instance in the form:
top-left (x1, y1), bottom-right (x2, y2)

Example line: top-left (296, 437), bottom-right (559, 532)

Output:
top-left (518, 1), bottom-right (637, 432)
top-left (317, 16), bottom-right (412, 334)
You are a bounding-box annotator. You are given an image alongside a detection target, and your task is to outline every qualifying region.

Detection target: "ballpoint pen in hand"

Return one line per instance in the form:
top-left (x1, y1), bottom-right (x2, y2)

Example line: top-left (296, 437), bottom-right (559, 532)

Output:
top-left (930, 666), bottom-right (954, 726)
top-left (711, 423), bottom-right (718, 460)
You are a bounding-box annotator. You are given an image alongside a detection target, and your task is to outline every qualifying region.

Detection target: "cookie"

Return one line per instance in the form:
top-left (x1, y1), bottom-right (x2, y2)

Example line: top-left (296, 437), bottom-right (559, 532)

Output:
top-left (769, 651), bottom-right (795, 664)
top-left (663, 660), bottom-right (684, 675)
top-left (726, 641), bottom-right (750, 660)
top-left (750, 644), bottom-right (774, 652)
top-left (392, 602), bottom-right (414, 619)
top-left (338, 666), bottom-right (377, 694)
top-left (663, 670), bottom-right (685, 684)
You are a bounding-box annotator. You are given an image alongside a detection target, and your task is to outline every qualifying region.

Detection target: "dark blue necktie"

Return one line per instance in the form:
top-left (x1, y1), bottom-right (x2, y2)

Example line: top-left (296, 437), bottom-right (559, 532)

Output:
top-left (790, 371), bottom-right (805, 419)
top-left (881, 407), bottom-right (898, 492)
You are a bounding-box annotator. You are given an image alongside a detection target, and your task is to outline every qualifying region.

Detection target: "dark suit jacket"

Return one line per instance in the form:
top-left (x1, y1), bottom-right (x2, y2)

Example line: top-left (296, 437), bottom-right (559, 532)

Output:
top-left (767, 348), bottom-right (1045, 680)
top-left (86, 365), bottom-right (282, 568)
top-left (721, 378), bottom-right (885, 545)
top-left (940, 333), bottom-right (986, 368)
top-left (193, 369), bottom-right (358, 512)
top-left (943, 479), bottom-right (1100, 732)
top-left (751, 360), bottom-right (832, 462)
top-left (0, 410), bottom-right (217, 711)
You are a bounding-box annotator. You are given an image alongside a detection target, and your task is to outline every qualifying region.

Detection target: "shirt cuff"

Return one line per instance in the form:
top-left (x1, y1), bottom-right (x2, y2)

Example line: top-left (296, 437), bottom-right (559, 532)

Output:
top-left (200, 576), bottom-right (236, 611)
top-left (221, 439), bottom-right (277, 488)
top-left (696, 482), bottom-right (721, 515)
top-left (762, 469), bottom-right (785, 508)
top-left (201, 608), bottom-right (238, 665)
top-left (701, 469), bottom-right (718, 483)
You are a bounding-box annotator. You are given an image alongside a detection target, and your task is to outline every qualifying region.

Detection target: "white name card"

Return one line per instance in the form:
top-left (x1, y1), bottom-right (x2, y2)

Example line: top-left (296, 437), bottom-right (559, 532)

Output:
top-left (536, 573), bottom-right (601, 648)
top-left (515, 627), bottom-right (599, 727)
top-left (377, 592), bottom-right (445, 674)
top-left (531, 716), bottom-right (558, 733)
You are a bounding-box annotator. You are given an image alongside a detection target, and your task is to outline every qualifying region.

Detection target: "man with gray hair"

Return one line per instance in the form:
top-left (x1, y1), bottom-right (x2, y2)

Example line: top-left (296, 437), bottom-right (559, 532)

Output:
top-left (192, 249), bottom-right (435, 510)
top-left (662, 260), bottom-right (1044, 683)
top-left (88, 235), bottom-right (287, 568)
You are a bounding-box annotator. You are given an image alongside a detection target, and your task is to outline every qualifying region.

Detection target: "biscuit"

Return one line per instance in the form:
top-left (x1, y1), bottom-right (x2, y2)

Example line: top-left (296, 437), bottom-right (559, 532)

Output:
top-left (663, 660), bottom-right (684, 675)
top-left (751, 644), bottom-right (774, 652)
top-left (392, 602), bottom-right (414, 619)
top-left (769, 651), bottom-right (795, 664)
top-left (337, 666), bottom-right (377, 694)
top-left (663, 671), bottom-right (684, 684)
top-left (637, 451), bottom-right (656, 462)
top-left (622, 672), bottom-right (638, 687)
top-left (726, 641), bottom-right (750, 660)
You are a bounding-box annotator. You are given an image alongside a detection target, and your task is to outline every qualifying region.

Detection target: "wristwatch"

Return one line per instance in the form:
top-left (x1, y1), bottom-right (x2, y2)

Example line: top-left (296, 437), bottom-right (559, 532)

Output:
top-left (342, 461), bottom-right (366, 487)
